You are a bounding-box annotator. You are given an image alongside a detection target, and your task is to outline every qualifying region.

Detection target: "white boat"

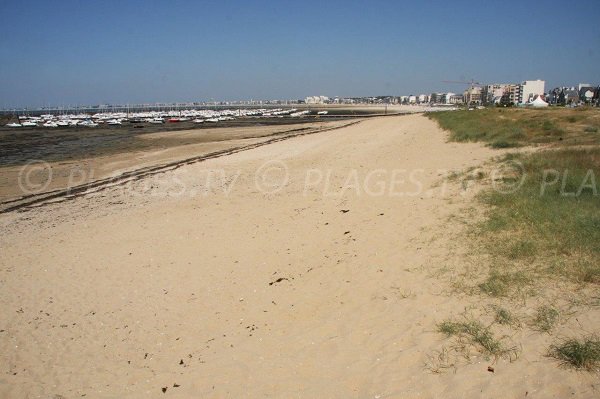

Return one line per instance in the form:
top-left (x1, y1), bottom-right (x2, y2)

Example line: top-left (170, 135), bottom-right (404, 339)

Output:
top-left (148, 117), bottom-right (164, 124)
top-left (290, 111), bottom-right (310, 117)
top-left (57, 120), bottom-right (69, 127)
top-left (107, 119), bottom-right (122, 125)
top-left (21, 121), bottom-right (37, 127)
top-left (317, 111), bottom-right (328, 115)
top-left (79, 120), bottom-right (98, 127)
top-left (193, 119), bottom-right (204, 123)
top-left (7, 122), bottom-right (22, 127)
top-left (43, 121), bottom-right (58, 128)
top-left (206, 118), bottom-right (219, 122)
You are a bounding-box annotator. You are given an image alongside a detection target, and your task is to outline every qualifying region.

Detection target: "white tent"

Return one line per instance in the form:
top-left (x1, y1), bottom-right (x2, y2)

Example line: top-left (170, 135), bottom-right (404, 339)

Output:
top-left (531, 96), bottom-right (549, 107)
top-left (584, 90), bottom-right (594, 100)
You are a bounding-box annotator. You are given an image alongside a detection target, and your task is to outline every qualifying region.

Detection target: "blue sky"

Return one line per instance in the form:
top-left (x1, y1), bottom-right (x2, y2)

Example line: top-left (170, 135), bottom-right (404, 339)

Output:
top-left (1, 0), bottom-right (599, 107)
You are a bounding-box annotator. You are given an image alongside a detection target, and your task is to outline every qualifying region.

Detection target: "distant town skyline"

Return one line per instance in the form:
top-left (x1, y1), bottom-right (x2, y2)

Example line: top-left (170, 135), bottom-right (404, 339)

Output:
top-left (1, 0), bottom-right (599, 108)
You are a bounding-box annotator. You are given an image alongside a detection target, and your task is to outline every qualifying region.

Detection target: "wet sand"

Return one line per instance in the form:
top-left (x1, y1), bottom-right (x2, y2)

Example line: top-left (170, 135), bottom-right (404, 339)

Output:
top-left (0, 119), bottom-right (353, 203)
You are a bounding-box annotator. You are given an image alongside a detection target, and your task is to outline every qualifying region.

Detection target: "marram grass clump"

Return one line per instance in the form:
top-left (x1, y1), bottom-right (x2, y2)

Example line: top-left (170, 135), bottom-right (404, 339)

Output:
top-left (492, 306), bottom-right (519, 327)
top-left (549, 337), bottom-right (600, 371)
top-left (438, 319), bottom-right (505, 357)
top-left (532, 305), bottom-right (560, 333)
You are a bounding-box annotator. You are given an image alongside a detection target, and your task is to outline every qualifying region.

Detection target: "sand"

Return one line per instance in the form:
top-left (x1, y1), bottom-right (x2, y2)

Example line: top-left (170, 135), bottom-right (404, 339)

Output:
top-left (0, 114), bottom-right (597, 398)
top-left (0, 119), bottom-right (353, 203)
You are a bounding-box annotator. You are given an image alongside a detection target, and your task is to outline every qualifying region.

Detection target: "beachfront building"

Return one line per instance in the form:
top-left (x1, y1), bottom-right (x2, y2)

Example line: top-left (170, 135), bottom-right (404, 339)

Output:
top-left (498, 84), bottom-right (518, 105)
top-left (418, 94), bottom-right (429, 103)
top-left (482, 84), bottom-right (514, 104)
top-left (447, 94), bottom-right (464, 104)
top-left (463, 86), bottom-right (483, 105)
top-left (429, 93), bottom-right (446, 104)
top-left (547, 85), bottom-right (599, 106)
top-left (518, 80), bottom-right (545, 104)
top-left (547, 87), bottom-right (566, 104)
top-left (508, 84), bottom-right (521, 105)
top-left (481, 81), bottom-right (544, 105)
top-left (305, 96), bottom-right (330, 104)
top-left (550, 87), bottom-right (580, 105)
top-left (578, 83), bottom-right (591, 91)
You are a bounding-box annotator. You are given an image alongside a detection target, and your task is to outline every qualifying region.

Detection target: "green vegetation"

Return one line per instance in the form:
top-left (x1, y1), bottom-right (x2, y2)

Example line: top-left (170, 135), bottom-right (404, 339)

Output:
top-left (532, 305), bottom-right (560, 333)
top-left (549, 337), bottom-right (600, 370)
top-left (478, 148), bottom-right (600, 288)
top-left (574, 260), bottom-right (600, 284)
top-left (427, 107), bottom-right (600, 147)
top-left (429, 107), bottom-right (600, 370)
top-left (565, 116), bottom-right (579, 123)
top-left (437, 319), bottom-right (508, 357)
top-left (490, 140), bottom-right (513, 149)
top-left (429, 109), bottom-right (600, 293)
top-left (492, 306), bottom-right (519, 327)
top-left (479, 270), bottom-right (531, 297)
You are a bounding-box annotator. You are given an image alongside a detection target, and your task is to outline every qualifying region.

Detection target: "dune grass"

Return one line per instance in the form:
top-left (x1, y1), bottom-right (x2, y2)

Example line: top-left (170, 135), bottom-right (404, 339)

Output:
top-left (532, 305), bottom-right (560, 333)
top-left (427, 107), bottom-right (600, 147)
top-left (428, 109), bottom-right (600, 294)
top-left (438, 319), bottom-right (507, 357)
top-left (492, 306), bottom-right (519, 327)
top-left (479, 269), bottom-right (531, 297)
top-left (430, 107), bottom-right (599, 369)
top-left (549, 337), bottom-right (600, 371)
top-left (477, 148), bottom-right (600, 291)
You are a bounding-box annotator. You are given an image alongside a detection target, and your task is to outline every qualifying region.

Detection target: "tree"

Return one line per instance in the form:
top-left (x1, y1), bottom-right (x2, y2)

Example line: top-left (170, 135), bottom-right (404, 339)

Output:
top-left (499, 91), bottom-right (513, 107)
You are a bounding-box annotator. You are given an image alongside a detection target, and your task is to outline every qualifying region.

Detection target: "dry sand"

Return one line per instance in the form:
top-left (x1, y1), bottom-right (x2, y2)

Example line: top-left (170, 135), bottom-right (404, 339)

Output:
top-left (0, 114), bottom-right (597, 398)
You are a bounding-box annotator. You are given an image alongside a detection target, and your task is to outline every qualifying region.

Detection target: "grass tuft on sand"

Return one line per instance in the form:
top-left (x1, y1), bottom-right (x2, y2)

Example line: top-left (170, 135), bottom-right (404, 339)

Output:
top-left (492, 306), bottom-right (519, 327)
top-left (549, 336), bottom-right (600, 371)
top-left (438, 319), bottom-right (508, 357)
top-left (532, 305), bottom-right (560, 333)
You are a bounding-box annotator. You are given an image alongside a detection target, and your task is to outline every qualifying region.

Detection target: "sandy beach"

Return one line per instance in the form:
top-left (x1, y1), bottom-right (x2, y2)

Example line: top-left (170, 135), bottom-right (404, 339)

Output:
top-left (1, 114), bottom-right (598, 398)
top-left (0, 118), bottom-right (356, 204)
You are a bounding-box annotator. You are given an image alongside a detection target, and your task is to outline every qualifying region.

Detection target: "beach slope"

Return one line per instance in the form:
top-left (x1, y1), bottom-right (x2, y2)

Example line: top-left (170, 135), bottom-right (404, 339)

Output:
top-left (1, 114), bottom-right (595, 398)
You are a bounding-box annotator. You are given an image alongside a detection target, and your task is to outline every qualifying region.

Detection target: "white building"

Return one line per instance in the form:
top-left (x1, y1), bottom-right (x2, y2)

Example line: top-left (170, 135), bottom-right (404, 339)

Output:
top-left (519, 80), bottom-right (545, 104)
top-left (463, 86), bottom-right (483, 105)
top-left (418, 94), bottom-right (429, 103)
top-left (483, 84), bottom-right (514, 104)
top-left (408, 95), bottom-right (417, 104)
top-left (305, 96), bottom-right (330, 104)
top-left (578, 83), bottom-right (591, 91)
top-left (444, 93), bottom-right (456, 103)
top-left (448, 94), bottom-right (464, 104)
